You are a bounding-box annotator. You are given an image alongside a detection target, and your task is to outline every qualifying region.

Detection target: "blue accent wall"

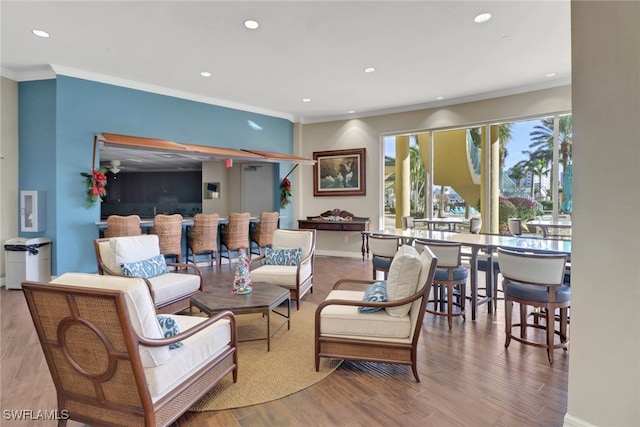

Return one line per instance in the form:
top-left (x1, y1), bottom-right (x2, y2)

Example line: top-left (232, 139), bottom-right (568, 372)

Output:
top-left (18, 76), bottom-right (294, 275)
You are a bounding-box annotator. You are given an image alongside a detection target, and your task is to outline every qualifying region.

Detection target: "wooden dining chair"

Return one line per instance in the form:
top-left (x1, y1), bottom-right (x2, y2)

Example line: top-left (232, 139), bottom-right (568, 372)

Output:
top-left (369, 234), bottom-right (401, 280)
top-left (498, 248), bottom-right (570, 364)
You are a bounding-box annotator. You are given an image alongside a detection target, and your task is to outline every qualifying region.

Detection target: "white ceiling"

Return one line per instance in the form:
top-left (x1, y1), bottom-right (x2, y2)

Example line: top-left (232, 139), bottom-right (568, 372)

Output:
top-left (1, 0), bottom-right (571, 171)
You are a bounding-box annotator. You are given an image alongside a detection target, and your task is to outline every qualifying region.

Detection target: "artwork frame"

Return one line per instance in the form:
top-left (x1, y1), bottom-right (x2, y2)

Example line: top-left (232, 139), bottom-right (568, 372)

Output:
top-left (313, 148), bottom-right (366, 196)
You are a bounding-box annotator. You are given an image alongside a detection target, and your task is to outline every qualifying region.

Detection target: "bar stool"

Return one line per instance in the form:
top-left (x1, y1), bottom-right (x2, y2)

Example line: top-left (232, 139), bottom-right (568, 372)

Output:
top-left (498, 248), bottom-right (570, 364)
top-left (249, 211), bottom-right (279, 256)
top-left (103, 215), bottom-right (142, 237)
top-left (149, 214), bottom-right (183, 263)
top-left (417, 240), bottom-right (468, 329)
top-left (219, 212), bottom-right (250, 267)
top-left (187, 213), bottom-right (220, 267)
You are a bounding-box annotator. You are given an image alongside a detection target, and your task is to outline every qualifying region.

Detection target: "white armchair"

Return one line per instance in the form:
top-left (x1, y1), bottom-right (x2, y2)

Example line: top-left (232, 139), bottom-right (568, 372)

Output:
top-left (94, 235), bottom-right (203, 314)
top-left (315, 245), bottom-right (438, 381)
top-left (22, 273), bottom-right (237, 426)
top-left (250, 229), bottom-right (316, 310)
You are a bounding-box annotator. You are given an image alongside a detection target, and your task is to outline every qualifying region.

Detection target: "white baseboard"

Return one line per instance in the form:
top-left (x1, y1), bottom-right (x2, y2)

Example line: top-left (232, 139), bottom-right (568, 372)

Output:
top-left (0, 277), bottom-right (5, 288)
top-left (564, 413), bottom-right (598, 427)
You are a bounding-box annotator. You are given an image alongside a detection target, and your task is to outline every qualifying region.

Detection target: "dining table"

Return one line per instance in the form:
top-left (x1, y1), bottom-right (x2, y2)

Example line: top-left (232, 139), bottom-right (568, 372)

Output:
top-left (526, 218), bottom-right (572, 238)
top-left (362, 229), bottom-right (572, 320)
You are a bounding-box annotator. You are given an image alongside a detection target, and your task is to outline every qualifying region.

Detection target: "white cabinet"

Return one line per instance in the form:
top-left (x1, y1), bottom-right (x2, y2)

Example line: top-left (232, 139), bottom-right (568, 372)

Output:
top-left (20, 190), bottom-right (46, 232)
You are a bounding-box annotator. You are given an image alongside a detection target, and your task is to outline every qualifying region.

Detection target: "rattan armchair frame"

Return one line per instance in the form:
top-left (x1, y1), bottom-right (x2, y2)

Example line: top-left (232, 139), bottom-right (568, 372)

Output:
top-left (314, 248), bottom-right (438, 382)
top-left (22, 281), bottom-right (237, 427)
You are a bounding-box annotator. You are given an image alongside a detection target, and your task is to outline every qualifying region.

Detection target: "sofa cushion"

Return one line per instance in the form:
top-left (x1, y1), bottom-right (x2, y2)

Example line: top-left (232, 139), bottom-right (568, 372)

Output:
top-left (385, 245), bottom-right (422, 317)
top-left (250, 263), bottom-right (312, 290)
top-left (121, 254), bottom-right (168, 278)
top-left (358, 281), bottom-right (388, 313)
top-left (51, 273), bottom-right (170, 368)
top-left (145, 314), bottom-right (232, 400)
top-left (112, 235), bottom-right (161, 265)
top-left (264, 247), bottom-right (302, 266)
top-left (148, 273), bottom-right (201, 306)
top-left (157, 315), bottom-right (183, 349)
top-left (319, 290), bottom-right (411, 340)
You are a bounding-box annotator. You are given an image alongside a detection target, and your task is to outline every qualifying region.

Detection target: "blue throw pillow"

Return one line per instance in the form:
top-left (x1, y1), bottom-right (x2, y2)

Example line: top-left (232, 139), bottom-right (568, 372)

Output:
top-left (121, 254), bottom-right (168, 279)
top-left (359, 281), bottom-right (388, 313)
top-left (157, 315), bottom-right (183, 349)
top-left (265, 247), bottom-right (302, 266)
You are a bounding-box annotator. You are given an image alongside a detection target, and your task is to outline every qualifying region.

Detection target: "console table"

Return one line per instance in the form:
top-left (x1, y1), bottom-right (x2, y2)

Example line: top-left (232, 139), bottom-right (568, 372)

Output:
top-left (298, 209), bottom-right (370, 259)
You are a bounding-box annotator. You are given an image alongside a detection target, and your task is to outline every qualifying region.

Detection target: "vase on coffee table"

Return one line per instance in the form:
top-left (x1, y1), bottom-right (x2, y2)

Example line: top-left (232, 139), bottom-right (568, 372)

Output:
top-left (232, 247), bottom-right (253, 295)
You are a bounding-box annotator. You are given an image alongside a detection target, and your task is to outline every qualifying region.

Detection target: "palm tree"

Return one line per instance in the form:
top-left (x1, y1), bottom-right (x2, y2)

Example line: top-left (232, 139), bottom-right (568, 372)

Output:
top-left (529, 115), bottom-right (573, 172)
top-left (408, 144), bottom-right (425, 215)
top-left (520, 155), bottom-right (549, 199)
top-left (469, 124), bottom-right (513, 171)
top-left (508, 163), bottom-right (526, 187)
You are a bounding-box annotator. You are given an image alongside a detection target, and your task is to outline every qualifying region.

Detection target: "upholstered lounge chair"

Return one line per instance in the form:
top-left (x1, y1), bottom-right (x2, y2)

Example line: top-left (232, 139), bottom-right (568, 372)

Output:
top-left (250, 229), bottom-right (316, 310)
top-left (22, 273), bottom-right (237, 427)
top-left (94, 234), bottom-right (203, 314)
top-left (315, 245), bottom-right (438, 381)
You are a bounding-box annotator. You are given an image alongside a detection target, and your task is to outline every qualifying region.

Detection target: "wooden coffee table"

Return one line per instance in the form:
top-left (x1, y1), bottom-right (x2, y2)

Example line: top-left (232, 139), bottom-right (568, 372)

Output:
top-left (190, 282), bottom-right (290, 351)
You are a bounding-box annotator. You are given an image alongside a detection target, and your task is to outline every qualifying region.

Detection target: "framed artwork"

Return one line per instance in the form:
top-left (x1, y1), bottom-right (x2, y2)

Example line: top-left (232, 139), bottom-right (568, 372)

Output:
top-left (313, 148), bottom-right (366, 196)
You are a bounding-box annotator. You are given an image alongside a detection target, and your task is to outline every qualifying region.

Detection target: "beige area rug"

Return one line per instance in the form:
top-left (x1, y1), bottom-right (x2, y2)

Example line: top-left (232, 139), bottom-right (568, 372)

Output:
top-left (189, 302), bottom-right (342, 411)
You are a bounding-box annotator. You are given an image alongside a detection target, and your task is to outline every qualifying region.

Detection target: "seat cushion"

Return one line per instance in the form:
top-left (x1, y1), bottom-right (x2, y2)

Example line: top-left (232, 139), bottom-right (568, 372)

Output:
top-left (505, 281), bottom-right (571, 303)
top-left (372, 256), bottom-right (392, 270)
top-left (434, 267), bottom-right (468, 282)
top-left (320, 290), bottom-right (411, 339)
top-left (145, 314), bottom-right (232, 400)
top-left (51, 273), bottom-right (170, 368)
top-left (385, 245), bottom-right (422, 317)
top-left (148, 273), bottom-right (201, 305)
top-left (251, 263), bottom-right (312, 289)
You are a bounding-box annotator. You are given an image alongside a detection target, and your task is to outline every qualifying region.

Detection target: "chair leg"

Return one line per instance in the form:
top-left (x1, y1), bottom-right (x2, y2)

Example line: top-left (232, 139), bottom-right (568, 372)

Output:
top-left (546, 306), bottom-right (555, 364)
top-left (504, 299), bottom-right (512, 348)
top-left (520, 304), bottom-right (528, 339)
top-left (447, 283), bottom-right (453, 329)
top-left (560, 307), bottom-right (569, 350)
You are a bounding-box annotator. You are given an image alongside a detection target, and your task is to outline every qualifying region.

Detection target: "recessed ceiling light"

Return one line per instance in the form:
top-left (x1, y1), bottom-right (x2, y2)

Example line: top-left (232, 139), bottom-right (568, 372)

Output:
top-left (302, 98), bottom-right (311, 103)
top-left (244, 20), bottom-right (259, 30)
top-left (545, 72), bottom-right (558, 78)
top-left (474, 13), bottom-right (492, 23)
top-left (436, 96), bottom-right (445, 101)
top-left (347, 110), bottom-right (356, 114)
top-left (200, 71), bottom-right (211, 77)
top-left (364, 67), bottom-right (376, 73)
top-left (32, 29), bottom-right (50, 38)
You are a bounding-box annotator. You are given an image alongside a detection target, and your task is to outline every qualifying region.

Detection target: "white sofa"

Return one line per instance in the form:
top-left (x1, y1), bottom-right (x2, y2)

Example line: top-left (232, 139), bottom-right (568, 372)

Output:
top-left (94, 234), bottom-right (202, 314)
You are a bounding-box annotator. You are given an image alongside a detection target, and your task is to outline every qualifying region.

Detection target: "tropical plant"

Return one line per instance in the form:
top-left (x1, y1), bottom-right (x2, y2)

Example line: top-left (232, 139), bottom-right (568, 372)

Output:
top-left (529, 115), bottom-right (573, 173)
top-left (408, 144), bottom-right (425, 214)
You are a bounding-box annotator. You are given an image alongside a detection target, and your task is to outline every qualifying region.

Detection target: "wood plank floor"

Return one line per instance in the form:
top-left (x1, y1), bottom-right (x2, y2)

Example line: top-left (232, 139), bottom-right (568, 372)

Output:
top-left (0, 255), bottom-right (569, 427)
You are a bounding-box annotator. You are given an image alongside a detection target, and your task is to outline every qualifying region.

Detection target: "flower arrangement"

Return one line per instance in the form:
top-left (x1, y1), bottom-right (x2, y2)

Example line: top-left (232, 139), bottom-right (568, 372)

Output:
top-left (81, 168), bottom-right (107, 207)
top-left (280, 177), bottom-right (292, 208)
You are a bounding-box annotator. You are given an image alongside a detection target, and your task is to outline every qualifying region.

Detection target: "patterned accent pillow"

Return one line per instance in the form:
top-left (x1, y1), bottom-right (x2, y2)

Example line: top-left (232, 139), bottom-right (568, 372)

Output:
top-left (264, 247), bottom-right (302, 266)
top-left (359, 281), bottom-right (388, 313)
top-left (120, 254), bottom-right (168, 279)
top-left (157, 315), bottom-right (183, 349)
